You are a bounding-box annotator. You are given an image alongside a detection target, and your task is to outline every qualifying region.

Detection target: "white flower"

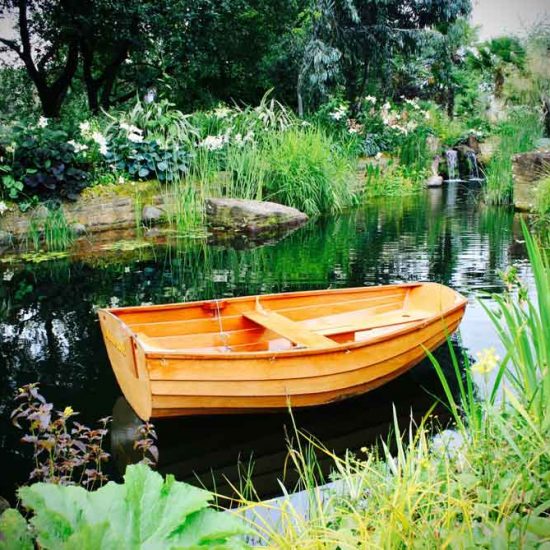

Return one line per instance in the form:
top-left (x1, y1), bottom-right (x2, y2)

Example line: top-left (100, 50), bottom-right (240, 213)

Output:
top-left (37, 116), bottom-right (48, 128)
top-left (68, 140), bottom-right (88, 153)
top-left (79, 121), bottom-right (91, 135)
top-left (2, 269), bottom-right (14, 281)
top-left (404, 97), bottom-right (420, 110)
top-left (382, 102), bottom-right (391, 111)
top-left (5, 144), bottom-right (15, 154)
top-left (92, 132), bottom-right (108, 156)
top-left (124, 266), bottom-right (130, 273)
top-left (109, 296), bottom-right (120, 308)
top-left (375, 152), bottom-right (383, 160)
top-left (127, 132), bottom-right (144, 143)
top-left (424, 111), bottom-right (431, 120)
top-left (214, 106), bottom-right (231, 119)
top-left (0, 201), bottom-right (8, 216)
top-left (198, 134), bottom-right (227, 151)
top-left (364, 95), bottom-right (377, 105)
top-left (329, 105), bottom-right (347, 121)
top-left (118, 176), bottom-right (125, 184)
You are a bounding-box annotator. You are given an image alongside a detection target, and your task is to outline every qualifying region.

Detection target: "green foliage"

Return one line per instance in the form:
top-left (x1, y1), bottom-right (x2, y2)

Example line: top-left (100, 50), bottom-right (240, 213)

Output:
top-left (14, 463), bottom-right (249, 549)
top-left (0, 509), bottom-right (33, 550)
top-left (262, 127), bottom-right (355, 215)
top-left (110, 98), bottom-right (199, 149)
top-left (0, 122), bottom-right (91, 201)
top-left (535, 174), bottom-right (550, 220)
top-left (105, 139), bottom-right (189, 183)
top-left (363, 162), bottom-right (422, 198)
top-left (485, 108), bottom-right (544, 205)
top-left (0, 68), bottom-right (38, 123)
top-left (245, 226), bottom-right (550, 547)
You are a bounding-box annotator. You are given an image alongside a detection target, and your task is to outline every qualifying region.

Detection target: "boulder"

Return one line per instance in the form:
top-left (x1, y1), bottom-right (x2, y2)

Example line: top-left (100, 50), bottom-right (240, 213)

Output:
top-left (512, 151), bottom-right (550, 211)
top-left (205, 198), bottom-right (308, 236)
top-left (426, 175), bottom-right (443, 188)
top-left (142, 205), bottom-right (164, 225)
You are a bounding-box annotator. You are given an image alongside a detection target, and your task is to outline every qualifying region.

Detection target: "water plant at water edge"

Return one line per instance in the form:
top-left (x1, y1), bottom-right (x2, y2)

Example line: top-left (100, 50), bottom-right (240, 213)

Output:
top-left (242, 224), bottom-right (550, 547)
top-left (484, 107), bottom-right (544, 205)
top-left (0, 463), bottom-right (250, 549)
top-left (262, 127), bottom-right (355, 216)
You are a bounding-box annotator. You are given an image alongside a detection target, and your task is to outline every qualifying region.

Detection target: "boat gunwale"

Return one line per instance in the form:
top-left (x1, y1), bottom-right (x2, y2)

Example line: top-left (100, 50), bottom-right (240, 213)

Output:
top-left (102, 283), bottom-right (423, 315)
top-left (143, 304), bottom-right (467, 360)
top-left (98, 283), bottom-right (467, 360)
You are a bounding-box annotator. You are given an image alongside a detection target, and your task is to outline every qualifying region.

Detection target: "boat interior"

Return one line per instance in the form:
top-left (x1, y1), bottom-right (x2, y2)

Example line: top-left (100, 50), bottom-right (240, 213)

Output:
top-left (114, 284), bottom-right (454, 354)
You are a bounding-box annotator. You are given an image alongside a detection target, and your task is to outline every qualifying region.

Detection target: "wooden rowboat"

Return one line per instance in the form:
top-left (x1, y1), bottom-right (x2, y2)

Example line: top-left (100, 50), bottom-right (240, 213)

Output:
top-left (98, 283), bottom-right (467, 420)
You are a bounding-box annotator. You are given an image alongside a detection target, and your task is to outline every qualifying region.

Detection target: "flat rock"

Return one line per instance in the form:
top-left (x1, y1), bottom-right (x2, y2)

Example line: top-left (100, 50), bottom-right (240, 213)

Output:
top-left (426, 175), bottom-right (443, 188)
top-left (512, 151), bottom-right (550, 211)
top-left (205, 198), bottom-right (308, 236)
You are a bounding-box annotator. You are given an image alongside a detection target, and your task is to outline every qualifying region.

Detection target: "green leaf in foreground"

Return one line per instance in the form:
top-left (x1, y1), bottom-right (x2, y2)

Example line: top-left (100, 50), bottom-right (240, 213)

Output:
top-left (0, 509), bottom-right (34, 550)
top-left (18, 463), bottom-right (250, 549)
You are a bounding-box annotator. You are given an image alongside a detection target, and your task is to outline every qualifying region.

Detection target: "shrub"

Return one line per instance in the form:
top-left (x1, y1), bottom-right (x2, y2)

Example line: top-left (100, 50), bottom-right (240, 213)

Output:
top-left (104, 137), bottom-right (189, 182)
top-left (0, 121), bottom-right (91, 201)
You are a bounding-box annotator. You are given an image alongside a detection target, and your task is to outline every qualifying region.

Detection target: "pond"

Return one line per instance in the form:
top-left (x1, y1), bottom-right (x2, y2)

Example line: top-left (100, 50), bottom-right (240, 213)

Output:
top-left (0, 182), bottom-right (532, 502)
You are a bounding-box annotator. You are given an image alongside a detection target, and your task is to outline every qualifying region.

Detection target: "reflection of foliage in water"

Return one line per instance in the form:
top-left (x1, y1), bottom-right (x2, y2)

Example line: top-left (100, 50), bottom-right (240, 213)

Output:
top-left (0, 186), bottom-right (520, 498)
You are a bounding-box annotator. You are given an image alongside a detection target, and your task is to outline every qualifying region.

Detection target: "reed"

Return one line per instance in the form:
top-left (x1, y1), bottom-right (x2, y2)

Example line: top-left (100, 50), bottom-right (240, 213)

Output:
top-left (242, 222), bottom-right (550, 547)
top-left (261, 127), bottom-right (355, 216)
top-left (25, 206), bottom-right (75, 252)
top-left (485, 109), bottom-right (544, 205)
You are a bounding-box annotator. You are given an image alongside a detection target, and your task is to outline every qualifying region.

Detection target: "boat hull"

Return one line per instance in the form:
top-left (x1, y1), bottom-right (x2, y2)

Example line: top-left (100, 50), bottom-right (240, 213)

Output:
top-left (98, 284), bottom-right (467, 420)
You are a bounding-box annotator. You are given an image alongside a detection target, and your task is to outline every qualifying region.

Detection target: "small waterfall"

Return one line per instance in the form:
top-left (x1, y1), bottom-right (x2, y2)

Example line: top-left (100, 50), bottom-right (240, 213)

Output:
top-left (445, 150), bottom-right (460, 182)
top-left (466, 150), bottom-right (482, 181)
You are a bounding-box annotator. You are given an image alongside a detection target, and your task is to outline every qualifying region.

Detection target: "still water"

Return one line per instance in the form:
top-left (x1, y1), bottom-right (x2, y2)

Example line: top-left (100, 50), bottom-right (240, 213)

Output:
top-left (0, 183), bottom-right (531, 502)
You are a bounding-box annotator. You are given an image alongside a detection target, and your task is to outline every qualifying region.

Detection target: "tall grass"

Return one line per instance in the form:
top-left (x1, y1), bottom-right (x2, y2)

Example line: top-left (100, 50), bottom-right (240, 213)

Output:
top-left (242, 222), bottom-right (550, 547)
top-left (261, 127), bottom-right (356, 216)
top-left (485, 108), bottom-right (544, 205)
top-left (26, 206), bottom-right (75, 252)
top-left (224, 143), bottom-right (266, 201)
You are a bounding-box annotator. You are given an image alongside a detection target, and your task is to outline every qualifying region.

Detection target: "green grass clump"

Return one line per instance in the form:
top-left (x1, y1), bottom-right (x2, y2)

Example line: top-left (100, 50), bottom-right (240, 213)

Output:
top-left (25, 206), bottom-right (75, 252)
top-left (363, 162), bottom-right (422, 198)
top-left (262, 128), bottom-right (356, 216)
top-left (534, 174), bottom-right (550, 216)
top-left (485, 108), bottom-right (544, 205)
top-left (243, 222), bottom-right (550, 548)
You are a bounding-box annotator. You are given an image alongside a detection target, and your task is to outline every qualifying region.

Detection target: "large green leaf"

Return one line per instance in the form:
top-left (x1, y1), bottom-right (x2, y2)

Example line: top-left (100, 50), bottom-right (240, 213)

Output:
top-left (18, 464), bottom-right (250, 549)
top-left (0, 509), bottom-right (34, 550)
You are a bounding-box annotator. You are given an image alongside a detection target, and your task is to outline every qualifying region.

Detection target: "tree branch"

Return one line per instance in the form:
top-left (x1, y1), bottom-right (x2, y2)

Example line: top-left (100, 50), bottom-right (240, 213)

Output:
top-left (0, 36), bottom-right (21, 53)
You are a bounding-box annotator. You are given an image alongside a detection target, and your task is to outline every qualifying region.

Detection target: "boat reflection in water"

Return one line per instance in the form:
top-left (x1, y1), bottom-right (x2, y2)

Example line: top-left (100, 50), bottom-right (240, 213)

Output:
top-left (111, 341), bottom-right (466, 501)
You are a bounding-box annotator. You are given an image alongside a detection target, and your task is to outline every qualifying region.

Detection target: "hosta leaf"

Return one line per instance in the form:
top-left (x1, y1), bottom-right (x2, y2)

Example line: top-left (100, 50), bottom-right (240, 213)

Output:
top-left (0, 509), bottom-right (34, 550)
top-left (18, 464), bottom-right (249, 549)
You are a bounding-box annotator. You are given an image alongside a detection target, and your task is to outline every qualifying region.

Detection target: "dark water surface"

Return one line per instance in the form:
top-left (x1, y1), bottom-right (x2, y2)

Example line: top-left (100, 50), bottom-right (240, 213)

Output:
top-left (0, 183), bottom-right (531, 502)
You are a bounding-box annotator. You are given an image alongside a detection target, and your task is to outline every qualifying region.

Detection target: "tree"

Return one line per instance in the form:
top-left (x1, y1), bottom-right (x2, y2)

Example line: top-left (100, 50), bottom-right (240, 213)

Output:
top-left (296, 0), bottom-right (472, 115)
top-left (0, 0), bottom-right (187, 116)
top-left (0, 0), bottom-right (80, 117)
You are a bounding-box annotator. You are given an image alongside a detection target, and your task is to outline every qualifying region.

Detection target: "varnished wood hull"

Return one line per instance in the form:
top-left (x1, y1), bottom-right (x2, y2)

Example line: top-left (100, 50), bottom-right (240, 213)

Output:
top-left (98, 283), bottom-right (467, 420)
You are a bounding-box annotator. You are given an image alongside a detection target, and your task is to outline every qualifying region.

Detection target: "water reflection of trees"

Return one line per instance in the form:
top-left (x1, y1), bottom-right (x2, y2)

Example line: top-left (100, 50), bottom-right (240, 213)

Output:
top-left (0, 185), bottom-right (517, 498)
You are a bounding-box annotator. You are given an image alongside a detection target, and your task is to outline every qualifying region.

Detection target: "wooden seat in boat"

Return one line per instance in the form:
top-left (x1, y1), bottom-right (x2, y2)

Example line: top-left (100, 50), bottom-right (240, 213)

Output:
top-left (243, 309), bottom-right (338, 349)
